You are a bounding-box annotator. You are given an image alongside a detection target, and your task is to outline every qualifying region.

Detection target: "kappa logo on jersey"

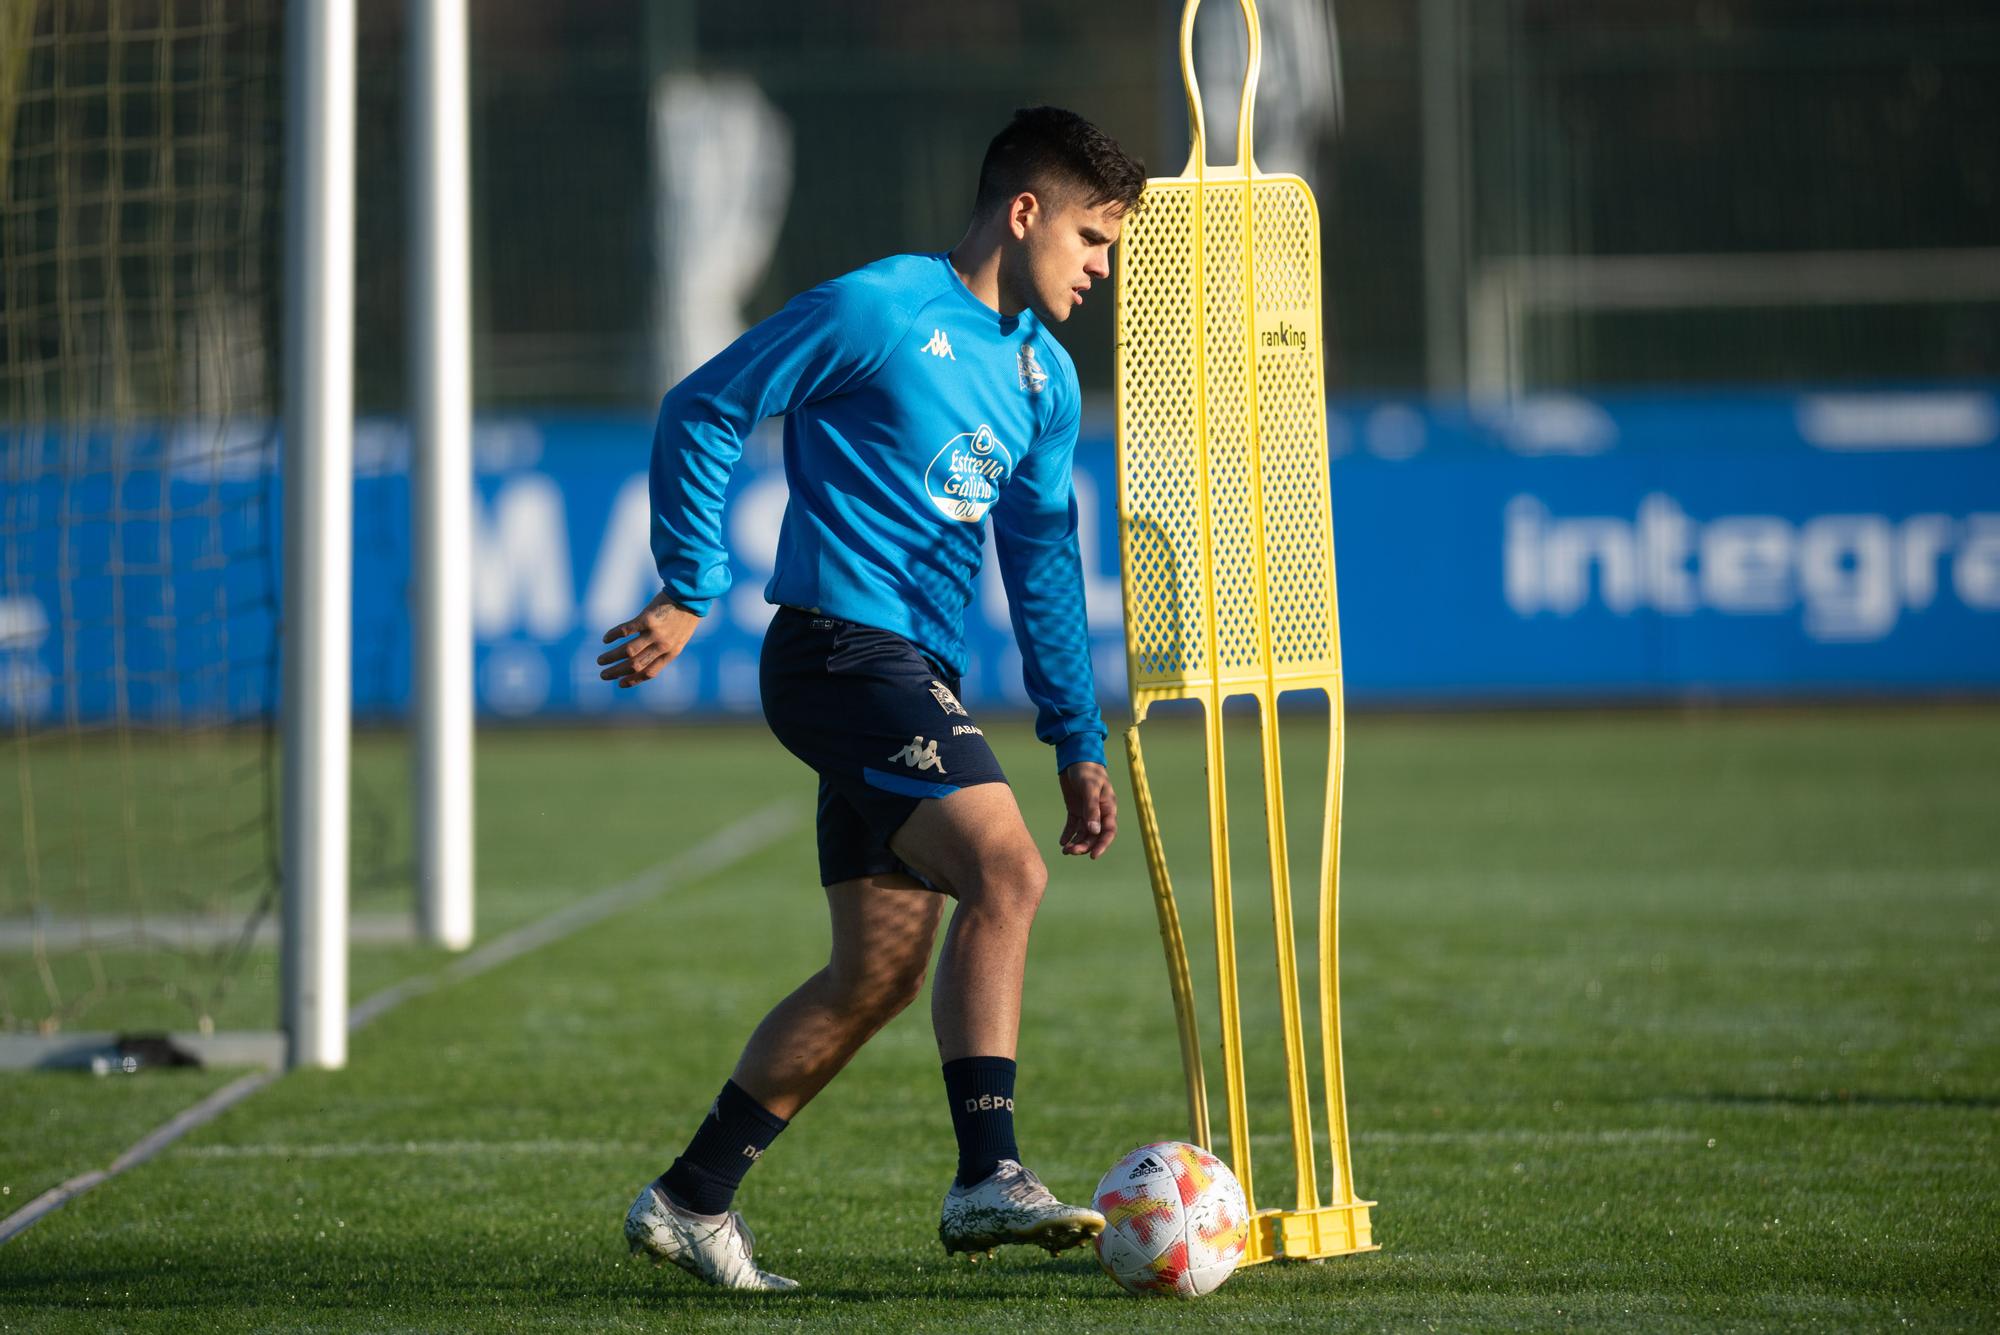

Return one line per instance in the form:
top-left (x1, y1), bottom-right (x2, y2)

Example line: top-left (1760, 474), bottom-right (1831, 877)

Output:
top-left (921, 328), bottom-right (956, 360)
top-left (888, 735), bottom-right (946, 774)
top-left (922, 424), bottom-right (1014, 523)
top-left (1018, 342), bottom-right (1047, 394)
top-left (928, 679), bottom-right (968, 717)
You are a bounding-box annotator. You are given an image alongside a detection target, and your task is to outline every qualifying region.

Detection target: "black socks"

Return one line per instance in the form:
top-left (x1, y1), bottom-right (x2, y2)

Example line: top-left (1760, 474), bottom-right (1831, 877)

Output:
top-left (659, 1079), bottom-right (788, 1217)
top-left (659, 1062), bottom-right (1020, 1210)
top-left (942, 1055), bottom-right (1019, 1187)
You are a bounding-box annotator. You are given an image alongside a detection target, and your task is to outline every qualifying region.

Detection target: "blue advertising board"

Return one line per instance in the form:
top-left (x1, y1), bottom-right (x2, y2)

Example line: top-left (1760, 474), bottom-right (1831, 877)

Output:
top-left (3, 387), bottom-right (1997, 725)
top-left (1326, 390), bottom-right (2000, 699)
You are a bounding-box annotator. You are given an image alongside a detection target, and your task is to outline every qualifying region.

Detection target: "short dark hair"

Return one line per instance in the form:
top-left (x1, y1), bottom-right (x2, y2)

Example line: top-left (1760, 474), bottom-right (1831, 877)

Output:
top-left (972, 106), bottom-right (1146, 220)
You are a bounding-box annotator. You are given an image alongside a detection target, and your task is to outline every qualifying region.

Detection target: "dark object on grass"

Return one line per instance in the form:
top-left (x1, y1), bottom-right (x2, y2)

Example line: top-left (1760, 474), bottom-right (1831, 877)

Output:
top-left (111, 1033), bottom-right (204, 1072)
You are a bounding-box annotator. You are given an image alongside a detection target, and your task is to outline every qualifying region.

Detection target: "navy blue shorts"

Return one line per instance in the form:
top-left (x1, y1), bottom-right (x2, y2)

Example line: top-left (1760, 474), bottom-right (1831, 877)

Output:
top-left (760, 607), bottom-right (1008, 887)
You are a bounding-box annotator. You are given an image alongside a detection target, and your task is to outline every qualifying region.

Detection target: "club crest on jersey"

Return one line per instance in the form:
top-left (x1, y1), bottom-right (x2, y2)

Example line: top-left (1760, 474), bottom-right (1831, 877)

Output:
top-left (928, 680), bottom-right (969, 717)
top-left (923, 424), bottom-right (1014, 523)
top-left (1018, 342), bottom-right (1047, 394)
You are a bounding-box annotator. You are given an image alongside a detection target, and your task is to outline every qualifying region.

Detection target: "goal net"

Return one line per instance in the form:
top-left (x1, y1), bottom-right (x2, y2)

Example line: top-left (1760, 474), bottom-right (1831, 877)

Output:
top-left (1, 0), bottom-right (285, 1042)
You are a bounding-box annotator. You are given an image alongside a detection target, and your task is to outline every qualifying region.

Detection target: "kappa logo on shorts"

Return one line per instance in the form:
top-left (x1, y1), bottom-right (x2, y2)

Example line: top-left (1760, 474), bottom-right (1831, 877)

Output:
top-left (888, 735), bottom-right (947, 774)
top-left (928, 679), bottom-right (968, 717)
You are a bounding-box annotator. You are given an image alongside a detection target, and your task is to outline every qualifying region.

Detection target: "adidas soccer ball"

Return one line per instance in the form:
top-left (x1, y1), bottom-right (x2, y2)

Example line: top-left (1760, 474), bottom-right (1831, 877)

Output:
top-left (1092, 1141), bottom-right (1250, 1297)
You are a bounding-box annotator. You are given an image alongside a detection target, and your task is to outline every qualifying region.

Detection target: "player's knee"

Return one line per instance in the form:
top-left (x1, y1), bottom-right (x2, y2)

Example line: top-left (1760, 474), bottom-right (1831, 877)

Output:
top-left (1019, 848), bottom-right (1050, 906)
top-left (829, 954), bottom-right (927, 1023)
top-left (885, 957), bottom-right (928, 1014)
top-left (969, 842), bottom-right (1046, 921)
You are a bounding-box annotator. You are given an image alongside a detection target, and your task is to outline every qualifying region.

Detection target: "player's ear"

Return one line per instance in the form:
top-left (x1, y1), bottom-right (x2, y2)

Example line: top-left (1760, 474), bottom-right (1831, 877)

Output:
top-left (1007, 190), bottom-right (1039, 241)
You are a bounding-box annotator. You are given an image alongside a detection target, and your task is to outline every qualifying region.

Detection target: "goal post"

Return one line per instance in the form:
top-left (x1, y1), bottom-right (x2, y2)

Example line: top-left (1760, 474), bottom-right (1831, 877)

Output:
top-left (409, 0), bottom-right (475, 953)
top-left (2, 1), bottom-right (476, 1069)
top-left (281, 0), bottom-right (357, 1071)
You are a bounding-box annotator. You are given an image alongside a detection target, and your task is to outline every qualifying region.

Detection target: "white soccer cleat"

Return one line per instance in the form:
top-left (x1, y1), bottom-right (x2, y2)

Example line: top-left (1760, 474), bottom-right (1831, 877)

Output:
top-left (938, 1159), bottom-right (1106, 1258)
top-left (624, 1182), bottom-right (799, 1292)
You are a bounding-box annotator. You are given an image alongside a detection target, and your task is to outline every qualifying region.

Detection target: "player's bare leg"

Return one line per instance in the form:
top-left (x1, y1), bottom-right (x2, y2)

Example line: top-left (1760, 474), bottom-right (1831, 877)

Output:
top-left (890, 783), bottom-right (1105, 1258)
top-left (890, 783), bottom-right (1043, 1062)
top-left (730, 875), bottom-right (945, 1117)
top-left (627, 875), bottom-right (943, 1289)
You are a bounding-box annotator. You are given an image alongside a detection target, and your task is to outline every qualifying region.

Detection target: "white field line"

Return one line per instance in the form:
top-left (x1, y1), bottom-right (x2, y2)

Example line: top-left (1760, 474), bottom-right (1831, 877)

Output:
top-left (346, 800), bottom-right (798, 1032)
top-left (0, 1070), bottom-right (279, 1244)
top-left (0, 914), bottom-right (421, 951)
top-left (0, 800), bottom-right (800, 1247)
top-left (1352, 1126), bottom-right (1707, 1147)
top-left (1238, 1126), bottom-right (1708, 1153)
top-left (175, 1138), bottom-right (651, 1160)
top-left (165, 1128), bottom-right (1708, 1163)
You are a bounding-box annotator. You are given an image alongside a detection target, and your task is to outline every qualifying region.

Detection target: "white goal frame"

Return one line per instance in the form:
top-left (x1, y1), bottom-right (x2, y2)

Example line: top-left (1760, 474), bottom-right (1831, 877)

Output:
top-left (280, 0), bottom-right (475, 1071)
top-left (281, 0), bottom-right (357, 1071)
top-left (1467, 248), bottom-right (2000, 400)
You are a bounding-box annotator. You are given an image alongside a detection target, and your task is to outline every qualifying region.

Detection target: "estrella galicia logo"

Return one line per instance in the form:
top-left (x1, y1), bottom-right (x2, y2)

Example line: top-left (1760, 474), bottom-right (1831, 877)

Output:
top-left (923, 424), bottom-right (1014, 523)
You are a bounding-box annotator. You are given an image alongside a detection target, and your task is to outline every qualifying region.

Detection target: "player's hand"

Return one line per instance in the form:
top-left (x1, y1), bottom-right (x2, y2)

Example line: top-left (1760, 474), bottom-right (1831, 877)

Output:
top-left (1058, 761), bottom-right (1117, 859)
top-left (597, 589), bottom-right (699, 688)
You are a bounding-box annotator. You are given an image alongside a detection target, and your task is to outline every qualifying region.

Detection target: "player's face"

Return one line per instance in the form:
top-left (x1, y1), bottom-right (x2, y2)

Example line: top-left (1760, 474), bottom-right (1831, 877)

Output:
top-left (1008, 194), bottom-right (1124, 324)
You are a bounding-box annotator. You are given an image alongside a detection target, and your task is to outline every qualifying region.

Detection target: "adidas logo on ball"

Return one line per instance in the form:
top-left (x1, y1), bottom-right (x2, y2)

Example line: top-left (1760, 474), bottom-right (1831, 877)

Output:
top-left (1093, 1141), bottom-right (1249, 1298)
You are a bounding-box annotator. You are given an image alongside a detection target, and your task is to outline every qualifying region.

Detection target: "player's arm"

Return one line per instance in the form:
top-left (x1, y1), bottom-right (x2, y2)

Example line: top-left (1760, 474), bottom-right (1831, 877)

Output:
top-left (991, 394), bottom-right (1116, 859)
top-left (599, 282), bottom-right (887, 687)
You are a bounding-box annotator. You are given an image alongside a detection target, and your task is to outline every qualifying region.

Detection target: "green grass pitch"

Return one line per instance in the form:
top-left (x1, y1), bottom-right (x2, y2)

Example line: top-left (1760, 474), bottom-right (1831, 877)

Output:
top-left (1, 708), bottom-right (1996, 1330)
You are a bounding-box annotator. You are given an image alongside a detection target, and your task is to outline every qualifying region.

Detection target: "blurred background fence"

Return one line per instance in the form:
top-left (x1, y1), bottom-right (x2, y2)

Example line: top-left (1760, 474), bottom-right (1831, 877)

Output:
top-left (370, 0), bottom-right (2000, 407)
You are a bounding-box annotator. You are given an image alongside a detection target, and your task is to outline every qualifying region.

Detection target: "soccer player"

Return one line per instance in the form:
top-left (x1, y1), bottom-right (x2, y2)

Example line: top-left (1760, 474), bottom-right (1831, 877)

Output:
top-left (598, 107), bottom-right (1144, 1291)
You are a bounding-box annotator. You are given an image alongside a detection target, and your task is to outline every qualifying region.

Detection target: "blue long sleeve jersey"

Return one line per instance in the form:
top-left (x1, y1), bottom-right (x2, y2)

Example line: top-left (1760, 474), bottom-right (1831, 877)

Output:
top-left (649, 251), bottom-right (1107, 771)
